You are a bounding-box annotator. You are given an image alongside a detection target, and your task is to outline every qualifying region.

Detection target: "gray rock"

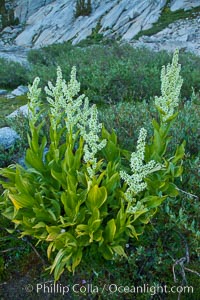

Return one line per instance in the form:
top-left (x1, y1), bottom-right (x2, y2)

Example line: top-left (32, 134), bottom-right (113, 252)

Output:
top-left (131, 16), bottom-right (200, 56)
top-left (0, 127), bottom-right (20, 149)
top-left (6, 94), bottom-right (15, 99)
top-left (0, 0), bottom-right (200, 61)
top-left (11, 85), bottom-right (28, 97)
top-left (17, 155), bottom-right (26, 168)
top-left (0, 45), bottom-right (29, 65)
top-left (14, 0), bottom-right (167, 47)
top-left (6, 104), bottom-right (29, 118)
top-left (14, 0), bottom-right (55, 23)
top-left (170, 0), bottom-right (200, 11)
top-left (0, 89), bottom-right (7, 96)
top-left (0, 25), bottom-right (23, 46)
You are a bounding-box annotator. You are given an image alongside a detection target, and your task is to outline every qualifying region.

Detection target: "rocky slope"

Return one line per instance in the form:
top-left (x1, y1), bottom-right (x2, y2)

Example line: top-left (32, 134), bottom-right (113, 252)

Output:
top-left (132, 15), bottom-right (200, 56)
top-left (0, 0), bottom-right (200, 62)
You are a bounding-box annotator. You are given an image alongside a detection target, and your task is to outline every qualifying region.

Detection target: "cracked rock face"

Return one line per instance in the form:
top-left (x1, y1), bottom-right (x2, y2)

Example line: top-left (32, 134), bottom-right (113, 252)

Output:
top-left (170, 0), bottom-right (200, 11)
top-left (131, 16), bottom-right (200, 56)
top-left (0, 0), bottom-right (200, 61)
top-left (14, 0), bottom-right (55, 23)
top-left (14, 0), bottom-right (167, 47)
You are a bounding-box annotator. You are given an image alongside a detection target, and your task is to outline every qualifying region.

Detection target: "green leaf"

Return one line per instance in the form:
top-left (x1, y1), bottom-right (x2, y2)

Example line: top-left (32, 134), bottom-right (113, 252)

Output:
top-left (101, 125), bottom-right (111, 140)
top-left (133, 208), bottom-right (148, 221)
top-left (76, 224), bottom-right (89, 237)
top-left (165, 183), bottom-right (179, 197)
top-left (25, 149), bottom-right (45, 172)
top-left (141, 195), bottom-right (167, 208)
top-left (102, 140), bottom-right (120, 162)
top-left (77, 171), bottom-right (87, 187)
top-left (8, 193), bottom-right (36, 209)
top-left (72, 248), bottom-right (82, 272)
top-left (152, 119), bottom-right (160, 131)
top-left (126, 224), bottom-right (138, 239)
top-left (174, 165), bottom-right (183, 177)
top-left (110, 129), bottom-right (117, 144)
top-left (153, 129), bottom-right (162, 155)
top-left (116, 204), bottom-right (126, 232)
top-left (50, 248), bottom-right (68, 277)
top-left (53, 258), bottom-right (66, 281)
top-left (99, 244), bottom-right (113, 260)
top-left (51, 168), bottom-right (63, 185)
top-left (50, 199), bottom-right (61, 218)
top-left (0, 167), bottom-right (16, 182)
top-left (106, 173), bottom-right (119, 193)
top-left (73, 137), bottom-right (84, 170)
top-left (15, 168), bottom-right (34, 195)
top-left (105, 219), bottom-right (116, 243)
top-left (67, 172), bottom-right (77, 193)
top-left (87, 185), bottom-right (107, 211)
top-left (46, 226), bottom-right (61, 241)
top-left (66, 146), bottom-right (74, 169)
top-left (112, 245), bottom-right (127, 258)
top-left (172, 141), bottom-right (185, 164)
top-left (90, 219), bottom-right (101, 232)
top-left (93, 229), bottom-right (103, 242)
top-left (88, 207), bottom-right (100, 225)
top-left (33, 222), bottom-right (46, 229)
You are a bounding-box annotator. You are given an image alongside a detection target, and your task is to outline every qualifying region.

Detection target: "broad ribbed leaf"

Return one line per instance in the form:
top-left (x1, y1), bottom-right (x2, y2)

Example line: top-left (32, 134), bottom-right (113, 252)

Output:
top-left (112, 245), bottom-right (127, 258)
top-left (141, 195), bottom-right (167, 208)
top-left (8, 193), bottom-right (36, 209)
top-left (87, 185), bottom-right (107, 211)
top-left (105, 219), bottom-right (116, 243)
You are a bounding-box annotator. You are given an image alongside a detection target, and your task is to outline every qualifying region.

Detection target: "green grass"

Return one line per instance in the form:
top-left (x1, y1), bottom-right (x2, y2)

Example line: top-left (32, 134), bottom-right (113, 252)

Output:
top-left (0, 95), bottom-right (28, 127)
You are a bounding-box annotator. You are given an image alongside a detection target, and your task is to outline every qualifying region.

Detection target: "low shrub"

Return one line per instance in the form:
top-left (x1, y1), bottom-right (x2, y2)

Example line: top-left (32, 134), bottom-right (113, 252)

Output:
top-left (75, 0), bottom-right (92, 18)
top-left (27, 43), bottom-right (200, 105)
top-left (0, 58), bottom-right (28, 89)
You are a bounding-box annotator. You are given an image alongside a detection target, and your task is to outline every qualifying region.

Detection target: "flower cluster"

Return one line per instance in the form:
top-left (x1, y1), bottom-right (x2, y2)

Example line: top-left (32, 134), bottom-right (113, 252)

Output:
top-left (45, 66), bottom-right (84, 131)
top-left (78, 103), bottom-right (107, 177)
top-left (28, 77), bottom-right (41, 125)
top-left (155, 49), bottom-right (183, 122)
top-left (120, 128), bottom-right (162, 201)
top-left (127, 200), bottom-right (147, 214)
top-left (45, 66), bottom-right (106, 177)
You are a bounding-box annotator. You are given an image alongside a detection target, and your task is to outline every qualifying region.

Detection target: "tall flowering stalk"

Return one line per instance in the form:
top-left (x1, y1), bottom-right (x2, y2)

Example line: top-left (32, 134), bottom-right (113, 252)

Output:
top-left (120, 128), bottom-right (162, 201)
top-left (27, 77), bottom-right (42, 127)
top-left (155, 49), bottom-right (183, 122)
top-left (45, 66), bottom-right (84, 132)
top-left (78, 104), bottom-right (107, 177)
top-left (44, 66), bottom-right (106, 178)
top-left (120, 49), bottom-right (183, 206)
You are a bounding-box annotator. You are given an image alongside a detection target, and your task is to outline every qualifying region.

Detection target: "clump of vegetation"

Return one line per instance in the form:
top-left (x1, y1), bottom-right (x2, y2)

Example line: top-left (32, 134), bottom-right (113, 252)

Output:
top-left (75, 0), bottom-right (92, 18)
top-left (78, 21), bottom-right (104, 46)
top-left (0, 51), bottom-right (187, 282)
top-left (1, 43), bottom-right (200, 104)
top-left (0, 0), bottom-right (19, 30)
top-left (0, 95), bottom-right (28, 125)
top-left (0, 58), bottom-right (28, 88)
top-left (27, 43), bottom-right (200, 105)
top-left (0, 45), bottom-right (199, 299)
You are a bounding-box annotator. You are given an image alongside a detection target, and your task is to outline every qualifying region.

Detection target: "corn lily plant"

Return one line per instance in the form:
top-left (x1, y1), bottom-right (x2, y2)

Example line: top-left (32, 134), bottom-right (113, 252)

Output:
top-left (0, 50), bottom-right (185, 281)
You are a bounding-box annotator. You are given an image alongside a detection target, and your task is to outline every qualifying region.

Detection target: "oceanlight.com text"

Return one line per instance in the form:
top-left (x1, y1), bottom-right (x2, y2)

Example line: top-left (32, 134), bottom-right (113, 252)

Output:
top-left (23, 282), bottom-right (194, 296)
